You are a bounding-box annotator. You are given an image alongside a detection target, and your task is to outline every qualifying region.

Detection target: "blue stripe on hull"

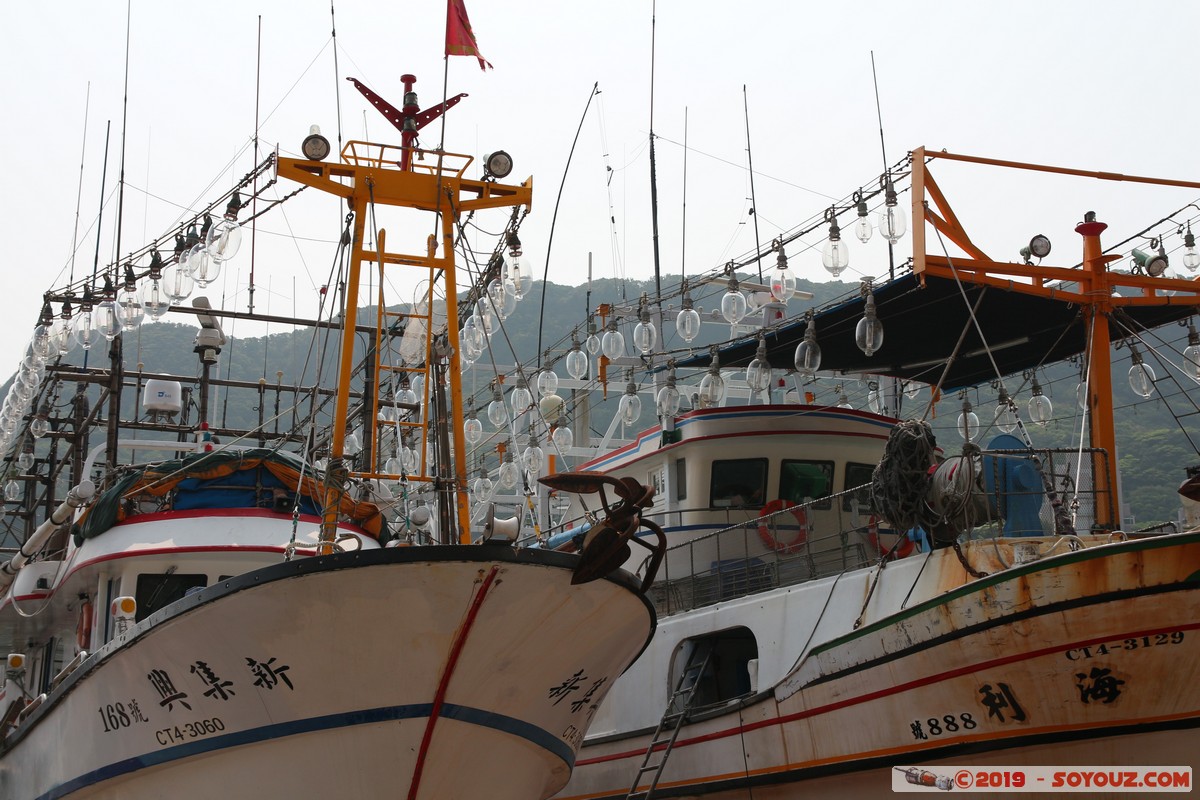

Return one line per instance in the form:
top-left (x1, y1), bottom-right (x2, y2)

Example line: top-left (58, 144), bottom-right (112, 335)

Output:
top-left (36, 702), bottom-right (572, 800)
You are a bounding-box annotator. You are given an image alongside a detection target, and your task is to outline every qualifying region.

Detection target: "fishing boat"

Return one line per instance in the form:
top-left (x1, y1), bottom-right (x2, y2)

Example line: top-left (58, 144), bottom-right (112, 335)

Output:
top-left (0, 70), bottom-right (659, 799)
top-left (461, 149), bottom-right (1200, 798)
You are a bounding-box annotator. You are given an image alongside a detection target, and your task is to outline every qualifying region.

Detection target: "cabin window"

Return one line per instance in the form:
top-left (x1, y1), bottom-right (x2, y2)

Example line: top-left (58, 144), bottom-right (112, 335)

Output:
top-left (675, 459), bottom-right (687, 501)
top-left (670, 626), bottom-right (759, 708)
top-left (709, 458), bottom-right (767, 508)
top-left (842, 461), bottom-right (877, 513)
top-left (780, 459), bottom-right (833, 510)
top-left (134, 573), bottom-right (208, 622)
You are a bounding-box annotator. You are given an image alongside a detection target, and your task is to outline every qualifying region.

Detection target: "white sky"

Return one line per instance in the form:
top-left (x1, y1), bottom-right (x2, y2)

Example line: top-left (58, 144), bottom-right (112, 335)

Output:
top-left (3, 0), bottom-right (1200, 377)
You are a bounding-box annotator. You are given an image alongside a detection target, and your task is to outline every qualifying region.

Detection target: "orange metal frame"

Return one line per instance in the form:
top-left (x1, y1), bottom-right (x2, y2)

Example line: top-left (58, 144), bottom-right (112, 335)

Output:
top-left (910, 147), bottom-right (1200, 530)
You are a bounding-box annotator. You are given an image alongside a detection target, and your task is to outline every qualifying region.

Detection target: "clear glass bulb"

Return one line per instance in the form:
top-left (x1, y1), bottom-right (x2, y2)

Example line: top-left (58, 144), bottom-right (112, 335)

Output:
top-left (770, 267), bottom-right (795, 303)
top-left (904, 381), bottom-right (920, 400)
top-left (585, 331), bottom-right (601, 354)
top-left (698, 372), bottom-right (725, 408)
top-left (523, 443), bottom-right (544, 473)
top-left (745, 358), bottom-right (771, 393)
top-left (161, 263), bottom-right (194, 304)
top-left (30, 415), bottom-right (50, 439)
top-left (188, 245), bottom-right (220, 288)
top-left (463, 317), bottom-right (486, 354)
top-left (499, 459), bottom-right (519, 489)
top-left (51, 318), bottom-right (76, 355)
top-left (504, 253), bottom-right (532, 300)
top-left (878, 203), bottom-right (908, 244)
top-left (601, 328), bottom-right (625, 360)
top-left (510, 383), bottom-right (532, 416)
top-left (821, 239), bottom-right (850, 278)
top-left (619, 392), bottom-right (642, 425)
top-left (721, 289), bottom-right (747, 324)
top-left (31, 325), bottom-right (52, 359)
top-left (1184, 343), bottom-right (1200, 382)
top-left (867, 384), bottom-right (884, 414)
top-left (464, 416), bottom-right (483, 443)
top-left (632, 319), bottom-right (657, 354)
top-left (1028, 394), bottom-right (1053, 426)
top-left (141, 280), bottom-right (170, 321)
top-left (837, 392), bottom-right (853, 410)
top-left (565, 348), bottom-right (588, 380)
top-left (855, 314), bottom-right (884, 357)
top-left (1185, 246), bottom-right (1200, 273)
top-left (73, 310), bottom-right (97, 350)
top-left (1128, 362), bottom-right (1155, 398)
top-left (995, 402), bottom-right (1018, 433)
top-left (551, 425), bottom-right (573, 449)
top-left (487, 279), bottom-right (516, 320)
top-left (4, 480), bottom-right (20, 501)
top-left (94, 300), bottom-right (121, 340)
top-left (855, 214), bottom-right (873, 244)
top-left (487, 398), bottom-right (507, 427)
top-left (676, 307), bottom-right (701, 342)
top-left (206, 217), bottom-right (243, 262)
top-left (17, 451), bottom-right (33, 472)
top-left (957, 408), bottom-right (980, 441)
top-left (472, 474), bottom-right (494, 497)
top-left (385, 456), bottom-right (403, 475)
top-left (536, 370), bottom-right (559, 398)
top-left (343, 427), bottom-right (362, 456)
top-left (657, 384), bottom-right (681, 416)
top-left (116, 287), bottom-right (145, 331)
top-left (475, 301), bottom-right (497, 336)
top-left (794, 338), bottom-right (821, 378)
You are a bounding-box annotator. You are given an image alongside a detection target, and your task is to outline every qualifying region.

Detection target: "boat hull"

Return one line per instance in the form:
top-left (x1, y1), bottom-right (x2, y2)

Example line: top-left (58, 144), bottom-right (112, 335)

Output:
top-left (556, 533), bottom-right (1200, 798)
top-left (0, 546), bottom-right (655, 800)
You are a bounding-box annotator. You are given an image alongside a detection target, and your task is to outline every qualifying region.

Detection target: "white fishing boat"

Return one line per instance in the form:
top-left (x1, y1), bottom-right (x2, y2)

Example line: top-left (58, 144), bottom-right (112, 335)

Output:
top-left (0, 65), bottom-right (659, 800)
top-left (462, 149), bottom-right (1200, 798)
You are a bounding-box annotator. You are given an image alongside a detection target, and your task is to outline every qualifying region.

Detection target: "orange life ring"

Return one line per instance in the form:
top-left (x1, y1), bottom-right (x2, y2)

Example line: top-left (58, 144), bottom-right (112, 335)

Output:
top-left (76, 597), bottom-right (93, 652)
top-left (866, 516), bottom-right (914, 559)
top-left (757, 500), bottom-right (808, 554)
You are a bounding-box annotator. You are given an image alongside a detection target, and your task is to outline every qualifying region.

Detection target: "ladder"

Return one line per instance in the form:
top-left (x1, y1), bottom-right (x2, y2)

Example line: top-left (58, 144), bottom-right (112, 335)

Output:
top-left (626, 642), bottom-right (713, 800)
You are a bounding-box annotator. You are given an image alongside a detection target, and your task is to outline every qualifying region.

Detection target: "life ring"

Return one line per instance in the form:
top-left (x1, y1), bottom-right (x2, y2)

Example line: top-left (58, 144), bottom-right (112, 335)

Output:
top-left (757, 500), bottom-right (808, 554)
top-left (866, 516), bottom-right (914, 559)
top-left (76, 597), bottom-right (93, 652)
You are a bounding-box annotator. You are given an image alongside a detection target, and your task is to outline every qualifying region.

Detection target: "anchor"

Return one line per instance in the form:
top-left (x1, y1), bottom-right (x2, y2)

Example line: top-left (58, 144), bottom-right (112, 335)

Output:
top-left (539, 472), bottom-right (667, 594)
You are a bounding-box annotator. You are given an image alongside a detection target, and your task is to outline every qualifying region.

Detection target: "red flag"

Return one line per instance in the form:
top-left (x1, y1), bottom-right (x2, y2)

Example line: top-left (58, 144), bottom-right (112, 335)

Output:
top-left (446, 0), bottom-right (492, 70)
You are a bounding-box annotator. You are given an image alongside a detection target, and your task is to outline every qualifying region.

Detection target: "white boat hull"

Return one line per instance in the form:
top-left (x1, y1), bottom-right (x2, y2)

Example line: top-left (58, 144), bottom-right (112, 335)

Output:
top-left (0, 547), bottom-right (655, 800)
top-left (556, 533), bottom-right (1200, 798)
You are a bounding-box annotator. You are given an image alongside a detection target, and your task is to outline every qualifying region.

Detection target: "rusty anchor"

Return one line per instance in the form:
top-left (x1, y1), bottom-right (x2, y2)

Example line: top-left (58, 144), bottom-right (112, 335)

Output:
top-left (538, 471), bottom-right (667, 594)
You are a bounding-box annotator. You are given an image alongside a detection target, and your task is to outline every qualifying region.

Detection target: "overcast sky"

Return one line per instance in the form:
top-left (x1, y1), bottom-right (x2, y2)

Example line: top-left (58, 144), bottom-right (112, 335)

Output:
top-left (3, 1), bottom-right (1200, 379)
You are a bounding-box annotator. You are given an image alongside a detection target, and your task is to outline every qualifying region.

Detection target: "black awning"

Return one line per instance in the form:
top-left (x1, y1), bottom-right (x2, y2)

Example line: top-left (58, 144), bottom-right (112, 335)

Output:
top-left (682, 273), bottom-right (1196, 392)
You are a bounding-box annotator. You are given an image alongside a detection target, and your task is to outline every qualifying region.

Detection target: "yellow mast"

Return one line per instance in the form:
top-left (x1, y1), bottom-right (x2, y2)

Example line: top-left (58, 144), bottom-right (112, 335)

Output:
top-left (911, 147), bottom-right (1200, 531)
top-left (278, 141), bottom-right (531, 547)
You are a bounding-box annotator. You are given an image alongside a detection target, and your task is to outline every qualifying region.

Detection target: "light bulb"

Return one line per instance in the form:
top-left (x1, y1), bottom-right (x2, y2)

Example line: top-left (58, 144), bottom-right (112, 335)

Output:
top-left (698, 370), bottom-right (725, 408)
top-left (472, 473), bottom-right (494, 497)
top-left (878, 178), bottom-right (908, 244)
top-left (551, 425), bottom-right (573, 449)
top-left (720, 281), bottom-right (747, 324)
top-left (141, 279), bottom-right (170, 321)
top-left (770, 247), bottom-right (795, 302)
top-left (523, 443), bottom-right (544, 474)
top-left (566, 347), bottom-right (588, 380)
top-left (188, 245), bottom-right (219, 288)
top-left (94, 300), bottom-right (121, 340)
top-left (463, 317), bottom-right (486, 354)
top-left (854, 194), bottom-right (873, 244)
top-left (601, 326), bottom-right (625, 360)
top-left (794, 318), bottom-right (821, 378)
top-left (17, 451), bottom-right (33, 472)
top-left (4, 480), bottom-right (20, 501)
top-left (1184, 343), bottom-right (1200, 383)
top-left (585, 329), bottom-right (601, 354)
top-left (30, 415), bottom-right (50, 439)
top-left (464, 415), bottom-right (483, 443)
top-left (510, 380), bottom-right (532, 416)
top-left (821, 238), bottom-right (850, 278)
top-left (73, 310), bottom-right (97, 350)
top-left (475, 301), bottom-right (497, 336)
top-left (995, 401), bottom-right (1018, 433)
top-left (867, 382), bottom-right (883, 414)
top-left (1128, 362), bottom-right (1155, 398)
top-left (161, 263), bottom-right (194, 304)
top-left (51, 318), bottom-right (76, 355)
top-left (903, 381), bottom-right (920, 400)
top-left (855, 293), bottom-right (884, 357)
top-left (957, 400), bottom-right (980, 442)
top-left (1028, 387), bottom-right (1053, 426)
top-left (504, 252), bottom-right (531, 300)
top-left (676, 306), bottom-right (701, 343)
top-left (619, 391), bottom-right (642, 425)
top-left (31, 325), bottom-right (52, 360)
top-left (487, 396), bottom-right (507, 427)
top-left (536, 369), bottom-right (559, 398)
top-left (745, 338), bottom-right (771, 393)
top-left (116, 286), bottom-right (145, 331)
top-left (499, 457), bottom-right (519, 489)
top-left (343, 428), bottom-right (362, 456)
top-left (206, 217), bottom-right (243, 262)
top-left (837, 391), bottom-right (853, 410)
top-left (632, 316), bottom-right (657, 355)
top-left (657, 383), bottom-right (681, 416)
top-left (487, 278), bottom-right (516, 320)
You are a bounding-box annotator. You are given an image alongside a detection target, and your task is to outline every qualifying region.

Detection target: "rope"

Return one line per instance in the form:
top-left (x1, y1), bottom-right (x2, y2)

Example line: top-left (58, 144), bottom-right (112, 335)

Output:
top-left (870, 419), bottom-right (937, 533)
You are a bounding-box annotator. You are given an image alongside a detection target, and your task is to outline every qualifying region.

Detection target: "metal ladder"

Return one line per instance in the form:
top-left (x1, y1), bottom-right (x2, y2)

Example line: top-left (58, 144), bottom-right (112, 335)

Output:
top-left (626, 642), bottom-right (713, 800)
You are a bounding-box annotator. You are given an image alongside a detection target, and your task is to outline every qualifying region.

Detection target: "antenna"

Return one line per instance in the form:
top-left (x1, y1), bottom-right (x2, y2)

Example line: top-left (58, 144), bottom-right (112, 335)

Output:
top-left (743, 85), bottom-right (763, 282)
top-left (870, 51), bottom-right (897, 283)
top-left (648, 0), bottom-right (664, 304)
